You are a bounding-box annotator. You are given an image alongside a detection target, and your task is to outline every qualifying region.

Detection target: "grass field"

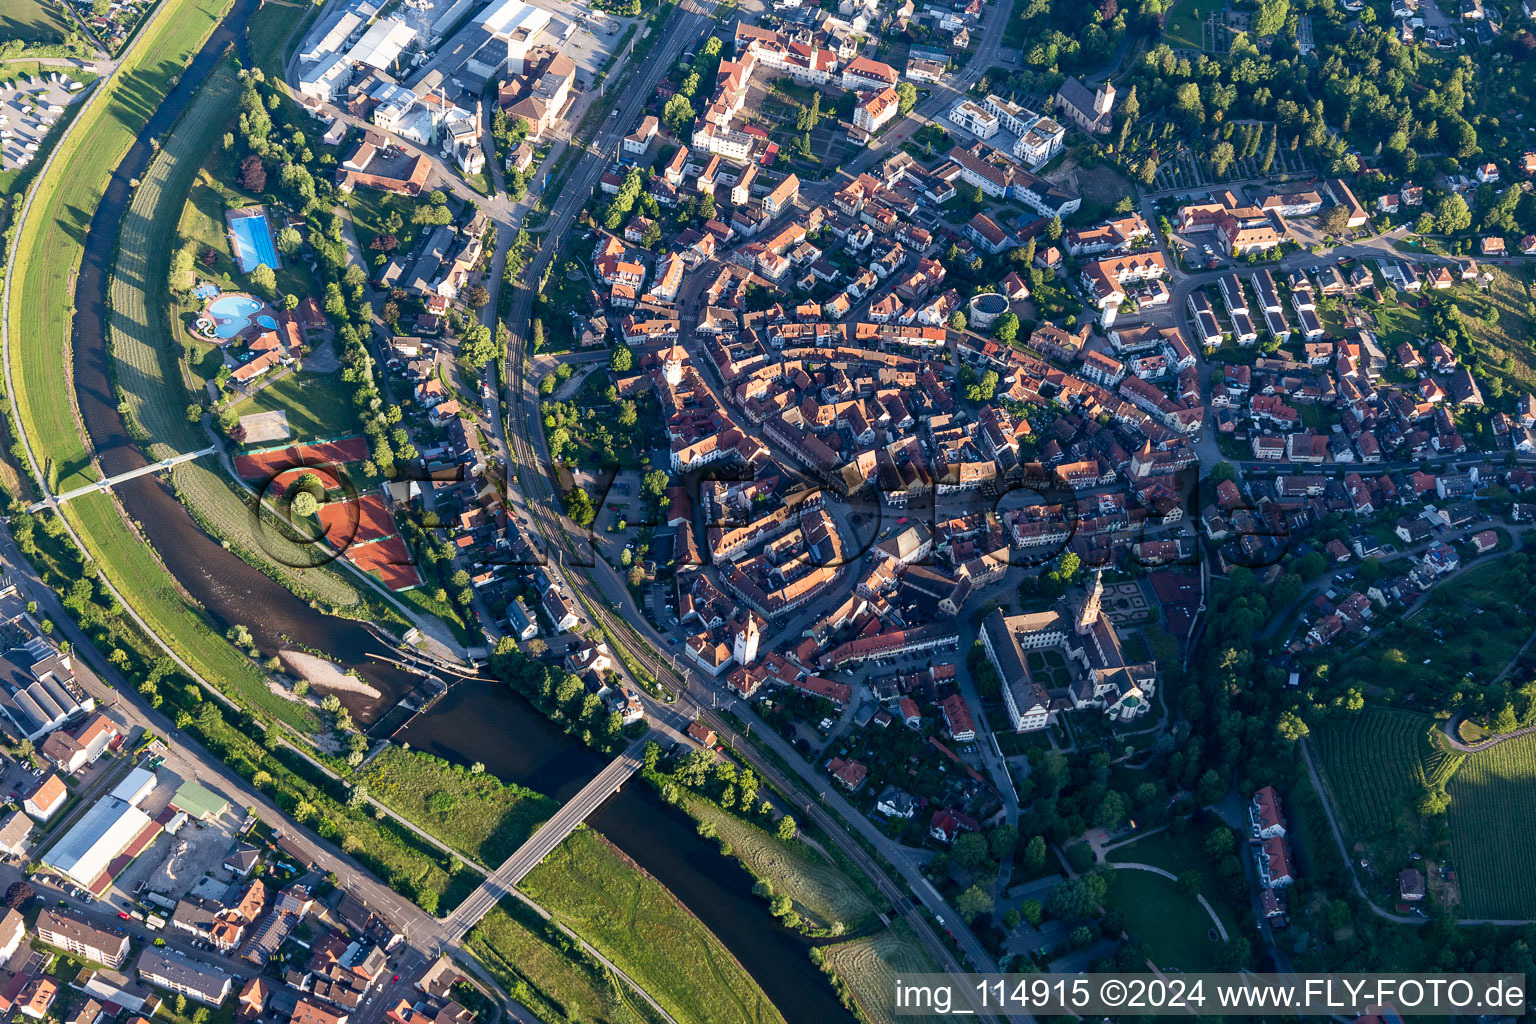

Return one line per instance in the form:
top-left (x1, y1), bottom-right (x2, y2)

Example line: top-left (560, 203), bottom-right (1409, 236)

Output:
top-left (0, 0), bottom-right (71, 42)
top-left (1313, 708), bottom-right (1461, 842)
top-left (519, 828), bottom-right (788, 1024)
top-left (1453, 268), bottom-right (1536, 392)
top-left (7, 0), bottom-right (232, 492)
top-left (231, 370), bottom-right (359, 441)
top-left (679, 794), bottom-right (878, 932)
top-left (1163, 0), bottom-right (1221, 49)
top-left (1331, 557), bottom-right (1534, 699)
top-left (466, 900), bottom-right (670, 1024)
top-left (1104, 829), bottom-right (1240, 936)
top-left (360, 746), bottom-right (556, 865)
top-left (1447, 732), bottom-right (1536, 919)
top-left (1104, 868), bottom-right (1226, 971)
top-left (821, 921), bottom-right (944, 1024)
top-left (176, 145), bottom-right (317, 305)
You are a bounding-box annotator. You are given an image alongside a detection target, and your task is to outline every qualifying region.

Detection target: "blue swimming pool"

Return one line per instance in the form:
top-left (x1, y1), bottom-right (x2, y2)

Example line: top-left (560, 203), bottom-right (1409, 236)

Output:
top-left (207, 294), bottom-right (264, 339)
top-left (228, 210), bottom-right (281, 274)
top-left (257, 314), bottom-right (278, 329)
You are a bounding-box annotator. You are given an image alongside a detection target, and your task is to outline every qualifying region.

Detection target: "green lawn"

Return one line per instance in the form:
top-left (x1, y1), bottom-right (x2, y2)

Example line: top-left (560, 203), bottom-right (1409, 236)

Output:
top-left (246, 0), bottom-right (314, 75)
top-left (231, 369), bottom-right (360, 441)
top-left (177, 147), bottom-right (318, 304)
top-left (1104, 869), bottom-right (1227, 971)
top-left (66, 491), bottom-right (318, 728)
top-left (821, 921), bottom-right (944, 1024)
top-left (1452, 268), bottom-right (1536, 392)
top-left (1104, 829), bottom-right (1241, 936)
top-left (360, 746), bottom-right (557, 865)
top-left (0, 0), bottom-right (71, 43)
top-left (467, 900), bottom-right (669, 1024)
top-left (3, 0), bottom-right (325, 728)
top-left (679, 793), bottom-right (879, 932)
top-left (1333, 556), bottom-right (1536, 699)
top-left (1163, 0), bottom-right (1222, 49)
top-left (346, 187), bottom-right (427, 271)
top-left (519, 828), bottom-right (788, 1024)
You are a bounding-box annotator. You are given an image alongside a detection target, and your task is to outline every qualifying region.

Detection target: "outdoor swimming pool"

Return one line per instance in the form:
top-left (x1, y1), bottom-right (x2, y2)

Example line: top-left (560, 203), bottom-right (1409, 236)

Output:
top-left (206, 294), bottom-right (267, 339)
top-left (227, 209), bottom-right (280, 274)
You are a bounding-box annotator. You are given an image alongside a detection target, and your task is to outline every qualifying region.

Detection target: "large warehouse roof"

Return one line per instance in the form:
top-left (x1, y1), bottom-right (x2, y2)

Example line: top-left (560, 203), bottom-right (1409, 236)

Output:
top-left (348, 18), bottom-right (417, 70)
top-left (42, 797), bottom-right (151, 886)
top-left (479, 0), bottom-right (549, 38)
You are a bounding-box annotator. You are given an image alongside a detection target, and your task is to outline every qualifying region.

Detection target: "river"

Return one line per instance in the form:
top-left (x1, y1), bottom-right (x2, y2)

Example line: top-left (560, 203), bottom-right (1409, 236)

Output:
top-left (61, 4), bottom-right (853, 1020)
top-left (401, 688), bottom-right (854, 1023)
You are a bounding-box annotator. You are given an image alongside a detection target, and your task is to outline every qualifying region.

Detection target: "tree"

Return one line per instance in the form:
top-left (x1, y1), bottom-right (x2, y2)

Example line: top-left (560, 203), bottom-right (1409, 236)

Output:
top-left (291, 492), bottom-right (318, 518)
top-left (776, 814), bottom-right (797, 840)
top-left (1204, 826), bottom-right (1236, 861)
top-left (275, 226), bottom-right (303, 255)
top-left (1319, 203), bottom-right (1350, 236)
top-left (663, 94), bottom-right (696, 134)
top-left (948, 310), bottom-right (967, 331)
top-left (238, 156), bottom-right (266, 192)
top-left (642, 468), bottom-right (670, 505)
top-left (610, 343), bottom-right (635, 373)
top-left (1276, 709), bottom-right (1309, 743)
top-left (1045, 215), bottom-right (1062, 242)
top-left (989, 824), bottom-right (1018, 861)
top-left (1022, 835), bottom-right (1047, 873)
top-left (1252, 0), bottom-right (1288, 35)
top-left (955, 885), bottom-right (994, 923)
top-left (168, 247), bottom-right (194, 294)
top-left (993, 311), bottom-right (1020, 344)
top-left (249, 264), bottom-right (277, 298)
top-left (1435, 193), bottom-right (1472, 234)
top-left (2, 882), bottom-right (32, 910)
top-left (953, 831), bottom-right (991, 872)
top-left (896, 81), bottom-right (918, 115)
top-left (465, 285), bottom-right (491, 309)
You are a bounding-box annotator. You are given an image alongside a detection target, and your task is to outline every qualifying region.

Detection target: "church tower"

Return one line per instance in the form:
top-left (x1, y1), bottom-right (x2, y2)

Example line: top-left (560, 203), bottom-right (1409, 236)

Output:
top-left (1094, 81), bottom-right (1116, 117)
top-left (733, 613), bottom-right (760, 666)
top-left (1076, 569), bottom-right (1104, 635)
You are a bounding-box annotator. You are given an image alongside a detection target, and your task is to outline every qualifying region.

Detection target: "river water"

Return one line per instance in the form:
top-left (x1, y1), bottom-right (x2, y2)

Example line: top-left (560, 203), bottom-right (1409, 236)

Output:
top-left (62, 7), bottom-right (853, 1020)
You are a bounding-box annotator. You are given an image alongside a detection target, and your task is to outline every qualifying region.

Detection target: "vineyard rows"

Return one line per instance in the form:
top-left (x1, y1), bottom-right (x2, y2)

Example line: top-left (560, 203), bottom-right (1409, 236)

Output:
top-left (1448, 733), bottom-right (1536, 919)
top-left (1314, 708), bottom-right (1459, 838)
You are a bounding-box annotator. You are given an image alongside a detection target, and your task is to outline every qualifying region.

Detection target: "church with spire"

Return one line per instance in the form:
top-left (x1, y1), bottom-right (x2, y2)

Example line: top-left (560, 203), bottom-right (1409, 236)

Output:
top-left (978, 569), bottom-right (1158, 732)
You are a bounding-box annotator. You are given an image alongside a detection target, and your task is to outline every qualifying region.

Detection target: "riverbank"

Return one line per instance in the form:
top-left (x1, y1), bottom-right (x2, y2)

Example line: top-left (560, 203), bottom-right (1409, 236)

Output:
top-left (519, 827), bottom-right (789, 1024)
top-left (672, 788), bottom-right (879, 935)
top-left (466, 898), bottom-right (670, 1024)
top-left (359, 744), bottom-right (556, 864)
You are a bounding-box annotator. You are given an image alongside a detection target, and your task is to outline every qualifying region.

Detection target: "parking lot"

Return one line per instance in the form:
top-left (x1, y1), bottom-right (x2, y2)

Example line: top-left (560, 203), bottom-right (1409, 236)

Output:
top-left (0, 73), bottom-right (87, 171)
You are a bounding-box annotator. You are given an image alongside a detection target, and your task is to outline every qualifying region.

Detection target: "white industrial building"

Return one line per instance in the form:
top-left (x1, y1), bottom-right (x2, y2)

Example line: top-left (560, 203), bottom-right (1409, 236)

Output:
top-left (348, 18), bottom-right (418, 71)
top-left (41, 767), bottom-right (158, 888)
top-left (478, 0), bottom-right (551, 76)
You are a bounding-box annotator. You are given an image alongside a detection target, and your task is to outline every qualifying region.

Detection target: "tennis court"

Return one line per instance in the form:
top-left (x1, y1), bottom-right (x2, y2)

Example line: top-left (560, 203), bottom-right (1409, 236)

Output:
top-left (234, 437), bottom-right (369, 480)
top-left (319, 493), bottom-right (396, 548)
top-left (346, 535), bottom-right (422, 590)
top-left (226, 206), bottom-right (281, 274)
